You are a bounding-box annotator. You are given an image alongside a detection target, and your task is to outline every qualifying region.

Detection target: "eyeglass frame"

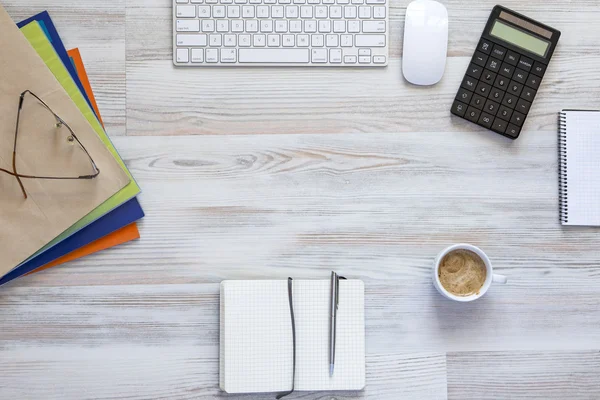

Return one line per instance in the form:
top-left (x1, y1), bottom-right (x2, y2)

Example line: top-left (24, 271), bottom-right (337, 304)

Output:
top-left (0, 90), bottom-right (100, 199)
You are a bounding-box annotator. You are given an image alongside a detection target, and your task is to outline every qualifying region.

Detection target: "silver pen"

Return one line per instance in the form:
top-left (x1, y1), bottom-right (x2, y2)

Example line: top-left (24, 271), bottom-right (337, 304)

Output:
top-left (329, 271), bottom-right (345, 377)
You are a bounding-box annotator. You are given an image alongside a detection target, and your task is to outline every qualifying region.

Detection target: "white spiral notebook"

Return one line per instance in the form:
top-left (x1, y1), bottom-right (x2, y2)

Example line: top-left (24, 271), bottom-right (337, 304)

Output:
top-left (558, 110), bottom-right (600, 226)
top-left (219, 279), bottom-right (365, 395)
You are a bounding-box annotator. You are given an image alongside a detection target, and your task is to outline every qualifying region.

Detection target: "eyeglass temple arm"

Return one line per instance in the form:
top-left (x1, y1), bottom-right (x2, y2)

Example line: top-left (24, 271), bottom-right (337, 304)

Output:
top-left (12, 93), bottom-right (28, 199)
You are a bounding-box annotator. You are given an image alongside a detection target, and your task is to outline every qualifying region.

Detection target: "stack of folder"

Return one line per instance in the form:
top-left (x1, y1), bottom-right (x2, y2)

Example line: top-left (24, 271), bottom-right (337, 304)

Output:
top-left (0, 6), bottom-right (145, 286)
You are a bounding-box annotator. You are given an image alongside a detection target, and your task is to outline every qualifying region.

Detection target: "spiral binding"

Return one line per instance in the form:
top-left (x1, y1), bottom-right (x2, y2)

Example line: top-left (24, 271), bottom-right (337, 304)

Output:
top-left (558, 112), bottom-right (568, 223)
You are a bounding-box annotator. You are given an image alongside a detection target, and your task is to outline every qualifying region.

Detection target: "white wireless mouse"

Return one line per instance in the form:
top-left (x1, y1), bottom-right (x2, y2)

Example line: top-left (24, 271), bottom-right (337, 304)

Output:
top-left (402, 0), bottom-right (449, 86)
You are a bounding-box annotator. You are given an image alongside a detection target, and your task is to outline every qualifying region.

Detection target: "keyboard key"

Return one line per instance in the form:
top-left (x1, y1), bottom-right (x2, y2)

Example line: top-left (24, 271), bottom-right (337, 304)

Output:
top-left (481, 69), bottom-right (496, 85)
top-left (521, 87), bottom-right (536, 103)
top-left (344, 6), bottom-right (357, 18)
top-left (330, 5), bottom-right (342, 17)
top-left (510, 111), bottom-right (526, 127)
top-left (502, 92), bottom-right (518, 109)
top-left (227, 5), bottom-right (240, 16)
top-left (491, 44), bottom-right (506, 60)
top-left (505, 50), bottom-right (519, 66)
top-left (516, 98), bottom-right (532, 114)
top-left (239, 34), bottom-right (251, 46)
top-left (268, 34), bottom-right (280, 46)
top-left (472, 51), bottom-right (488, 67)
top-left (456, 88), bottom-right (473, 104)
top-left (246, 20), bottom-right (259, 32)
top-left (221, 48), bottom-right (237, 62)
top-left (177, 19), bottom-right (200, 31)
top-left (340, 34), bottom-right (353, 46)
top-left (333, 20), bottom-right (346, 32)
top-left (359, 55), bottom-right (370, 63)
top-left (311, 34), bottom-right (324, 46)
top-left (261, 20), bottom-right (273, 32)
top-left (461, 75), bottom-right (477, 91)
top-left (238, 48), bottom-right (310, 62)
top-left (355, 35), bottom-right (385, 47)
top-left (373, 55), bottom-right (386, 64)
top-left (282, 34), bottom-right (295, 46)
top-left (206, 48), bottom-right (219, 62)
top-left (373, 6), bottom-right (385, 18)
top-left (290, 20), bottom-right (302, 32)
top-left (465, 107), bottom-right (481, 123)
top-left (518, 56), bottom-right (533, 71)
top-left (489, 87), bottom-right (504, 102)
top-left (486, 57), bottom-right (501, 72)
top-left (347, 20), bottom-right (360, 32)
top-left (319, 20), bottom-right (332, 32)
top-left (506, 124), bottom-right (521, 138)
top-left (312, 48), bottom-right (328, 62)
top-left (531, 61), bottom-right (546, 77)
top-left (272, 5), bottom-right (284, 17)
top-left (494, 75), bottom-right (509, 90)
top-left (508, 81), bottom-right (523, 97)
top-left (358, 6), bottom-right (370, 18)
top-left (499, 62), bottom-right (514, 78)
top-left (475, 81), bottom-right (491, 97)
top-left (478, 112), bottom-right (494, 129)
top-left (285, 5), bottom-right (299, 17)
top-left (358, 48), bottom-right (370, 56)
top-left (297, 34), bottom-right (309, 46)
top-left (492, 117), bottom-right (508, 134)
top-left (209, 34), bottom-right (222, 46)
top-left (469, 94), bottom-right (486, 110)
top-left (526, 74), bottom-right (541, 89)
top-left (513, 69), bottom-right (528, 84)
top-left (330, 48), bottom-right (342, 63)
top-left (191, 48), bottom-right (204, 62)
top-left (253, 34), bottom-right (266, 46)
top-left (217, 20), bottom-right (229, 32)
top-left (484, 99), bottom-right (500, 115)
top-left (451, 100), bottom-right (468, 117)
top-left (363, 21), bottom-right (385, 33)
top-left (202, 20), bottom-right (215, 32)
top-left (326, 34), bottom-right (338, 46)
top-left (275, 20), bottom-right (288, 32)
top-left (224, 34), bottom-right (237, 46)
top-left (176, 48), bottom-right (189, 62)
top-left (177, 5), bottom-right (196, 17)
top-left (497, 105), bottom-right (513, 121)
top-left (301, 5), bottom-right (313, 17)
top-left (177, 34), bottom-right (208, 46)
top-left (344, 55), bottom-right (357, 63)
top-left (465, 63), bottom-right (483, 80)
top-left (199, 5), bottom-right (212, 16)
top-left (477, 39), bottom-right (492, 54)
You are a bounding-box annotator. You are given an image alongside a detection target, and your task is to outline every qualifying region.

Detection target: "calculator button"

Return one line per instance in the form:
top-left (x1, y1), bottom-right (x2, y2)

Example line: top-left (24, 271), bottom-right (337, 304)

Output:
top-left (476, 81), bottom-right (492, 97)
top-left (502, 93), bottom-right (518, 109)
top-left (494, 75), bottom-right (509, 90)
top-left (456, 88), bottom-right (473, 104)
top-left (466, 63), bottom-right (483, 79)
top-left (506, 124), bottom-right (521, 138)
top-left (497, 105), bottom-right (513, 121)
top-left (505, 50), bottom-right (519, 66)
top-left (486, 57), bottom-right (501, 72)
top-left (499, 62), bottom-right (515, 78)
top-left (513, 69), bottom-right (528, 84)
top-left (492, 118), bottom-right (508, 134)
top-left (461, 76), bottom-right (477, 91)
top-left (465, 107), bottom-right (481, 123)
top-left (481, 69), bottom-right (497, 85)
top-left (478, 39), bottom-right (493, 54)
top-left (521, 87), bottom-right (537, 102)
top-left (510, 111), bottom-right (526, 127)
top-left (478, 112), bottom-right (494, 129)
top-left (489, 88), bottom-right (504, 102)
top-left (526, 74), bottom-right (541, 89)
top-left (451, 100), bottom-right (468, 117)
top-left (518, 56), bottom-right (533, 71)
top-left (491, 44), bottom-right (507, 60)
top-left (508, 81), bottom-right (524, 97)
top-left (531, 61), bottom-right (546, 77)
top-left (470, 94), bottom-right (486, 110)
top-left (484, 99), bottom-right (500, 115)
top-left (472, 51), bottom-right (488, 67)
top-left (516, 98), bottom-right (532, 114)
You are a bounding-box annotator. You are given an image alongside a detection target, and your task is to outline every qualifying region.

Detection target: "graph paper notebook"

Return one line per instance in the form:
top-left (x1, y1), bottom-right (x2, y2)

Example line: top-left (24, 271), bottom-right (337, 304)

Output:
top-left (220, 279), bottom-right (365, 394)
top-left (559, 110), bottom-right (600, 226)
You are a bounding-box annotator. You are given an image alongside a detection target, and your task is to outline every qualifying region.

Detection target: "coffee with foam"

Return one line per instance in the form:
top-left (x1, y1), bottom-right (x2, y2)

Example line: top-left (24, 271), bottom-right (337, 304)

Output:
top-left (438, 249), bottom-right (487, 296)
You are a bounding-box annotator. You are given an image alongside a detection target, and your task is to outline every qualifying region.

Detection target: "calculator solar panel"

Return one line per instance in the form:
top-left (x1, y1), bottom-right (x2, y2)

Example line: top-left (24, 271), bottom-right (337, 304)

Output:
top-left (451, 6), bottom-right (561, 139)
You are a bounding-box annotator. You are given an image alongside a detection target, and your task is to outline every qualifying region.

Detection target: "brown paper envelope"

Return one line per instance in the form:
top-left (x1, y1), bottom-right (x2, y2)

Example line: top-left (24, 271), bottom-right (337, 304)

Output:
top-left (0, 6), bottom-right (130, 278)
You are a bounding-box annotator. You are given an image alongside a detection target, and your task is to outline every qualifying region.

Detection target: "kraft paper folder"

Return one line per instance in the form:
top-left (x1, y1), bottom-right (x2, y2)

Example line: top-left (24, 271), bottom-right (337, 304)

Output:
top-left (0, 6), bottom-right (129, 278)
top-left (16, 20), bottom-right (142, 265)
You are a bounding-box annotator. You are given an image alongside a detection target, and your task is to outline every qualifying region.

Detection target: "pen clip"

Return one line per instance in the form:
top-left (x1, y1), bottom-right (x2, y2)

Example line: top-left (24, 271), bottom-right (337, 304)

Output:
top-left (335, 274), bottom-right (346, 309)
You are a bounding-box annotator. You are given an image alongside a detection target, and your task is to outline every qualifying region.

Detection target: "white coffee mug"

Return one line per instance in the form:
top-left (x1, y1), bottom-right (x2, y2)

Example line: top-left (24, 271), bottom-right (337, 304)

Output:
top-left (433, 244), bottom-right (507, 302)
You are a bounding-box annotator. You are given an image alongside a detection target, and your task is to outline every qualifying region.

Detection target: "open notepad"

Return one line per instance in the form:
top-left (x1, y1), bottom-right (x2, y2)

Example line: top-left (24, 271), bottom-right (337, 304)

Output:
top-left (559, 110), bottom-right (600, 226)
top-left (220, 279), bottom-right (365, 394)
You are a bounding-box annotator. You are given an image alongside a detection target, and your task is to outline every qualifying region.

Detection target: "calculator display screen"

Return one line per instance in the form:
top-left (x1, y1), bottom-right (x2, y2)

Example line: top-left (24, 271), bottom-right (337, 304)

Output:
top-left (490, 20), bottom-right (550, 57)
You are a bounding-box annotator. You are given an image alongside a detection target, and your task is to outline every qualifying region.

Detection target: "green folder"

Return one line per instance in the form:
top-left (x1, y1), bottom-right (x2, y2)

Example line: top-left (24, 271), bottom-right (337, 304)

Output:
top-left (19, 22), bottom-right (141, 260)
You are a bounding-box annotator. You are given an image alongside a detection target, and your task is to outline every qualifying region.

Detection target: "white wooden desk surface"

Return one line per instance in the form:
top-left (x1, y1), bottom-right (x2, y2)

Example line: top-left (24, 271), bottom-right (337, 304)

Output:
top-left (1, 0), bottom-right (600, 399)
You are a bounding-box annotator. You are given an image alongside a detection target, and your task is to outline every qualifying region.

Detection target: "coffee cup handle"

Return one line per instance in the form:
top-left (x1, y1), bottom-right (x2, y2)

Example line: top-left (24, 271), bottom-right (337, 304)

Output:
top-left (492, 274), bottom-right (508, 284)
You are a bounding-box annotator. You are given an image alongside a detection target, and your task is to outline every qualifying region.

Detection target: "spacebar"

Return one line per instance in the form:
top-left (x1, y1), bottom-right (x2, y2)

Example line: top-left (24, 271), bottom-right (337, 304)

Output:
top-left (238, 49), bottom-right (310, 63)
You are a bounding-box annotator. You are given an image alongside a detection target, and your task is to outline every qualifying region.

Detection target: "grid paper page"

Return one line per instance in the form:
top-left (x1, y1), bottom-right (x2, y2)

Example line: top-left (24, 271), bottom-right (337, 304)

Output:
top-left (565, 111), bottom-right (600, 226)
top-left (220, 279), bottom-right (365, 394)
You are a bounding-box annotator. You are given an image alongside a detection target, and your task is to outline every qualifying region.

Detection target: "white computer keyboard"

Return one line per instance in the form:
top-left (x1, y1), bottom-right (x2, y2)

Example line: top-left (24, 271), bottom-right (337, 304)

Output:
top-left (173, 0), bottom-right (388, 66)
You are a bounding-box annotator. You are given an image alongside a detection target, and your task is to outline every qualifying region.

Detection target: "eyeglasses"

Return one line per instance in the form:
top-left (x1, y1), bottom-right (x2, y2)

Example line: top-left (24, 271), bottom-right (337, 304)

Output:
top-left (0, 90), bottom-right (100, 199)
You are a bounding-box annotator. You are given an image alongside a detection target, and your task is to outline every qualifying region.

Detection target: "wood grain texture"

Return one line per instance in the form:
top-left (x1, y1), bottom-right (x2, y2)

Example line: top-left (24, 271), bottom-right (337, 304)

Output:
top-left (447, 351), bottom-right (600, 400)
top-left (125, 0), bottom-right (600, 135)
top-left (2, 133), bottom-right (600, 398)
top-left (3, 0), bottom-right (126, 136)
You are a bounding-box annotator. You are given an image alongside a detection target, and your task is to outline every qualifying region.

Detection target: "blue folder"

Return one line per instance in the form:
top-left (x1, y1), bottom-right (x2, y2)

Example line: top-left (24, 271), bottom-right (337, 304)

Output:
top-left (2, 12), bottom-right (145, 285)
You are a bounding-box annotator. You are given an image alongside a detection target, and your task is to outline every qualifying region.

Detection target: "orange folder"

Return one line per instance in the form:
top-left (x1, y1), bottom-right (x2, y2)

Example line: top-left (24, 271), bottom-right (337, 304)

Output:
top-left (27, 49), bottom-right (140, 275)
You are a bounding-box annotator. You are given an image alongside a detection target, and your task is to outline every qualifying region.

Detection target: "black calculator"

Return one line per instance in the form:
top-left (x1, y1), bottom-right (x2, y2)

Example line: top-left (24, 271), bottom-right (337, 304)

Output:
top-left (451, 6), bottom-right (561, 139)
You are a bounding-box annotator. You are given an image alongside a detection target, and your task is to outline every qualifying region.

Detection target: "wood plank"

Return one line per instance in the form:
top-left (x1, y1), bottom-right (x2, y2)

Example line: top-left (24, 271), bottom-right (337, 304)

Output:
top-left (3, 0), bottom-right (126, 135)
top-left (125, 0), bottom-right (600, 135)
top-left (447, 351), bottom-right (600, 399)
